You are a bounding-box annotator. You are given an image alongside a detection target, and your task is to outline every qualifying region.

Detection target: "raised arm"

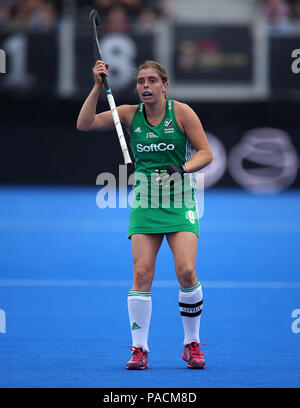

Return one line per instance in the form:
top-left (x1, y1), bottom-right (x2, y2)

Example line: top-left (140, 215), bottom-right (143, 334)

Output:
top-left (76, 60), bottom-right (133, 132)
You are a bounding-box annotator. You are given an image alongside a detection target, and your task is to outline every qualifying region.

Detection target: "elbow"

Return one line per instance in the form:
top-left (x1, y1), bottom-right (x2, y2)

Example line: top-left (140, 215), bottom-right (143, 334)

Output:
top-left (76, 120), bottom-right (84, 131)
top-left (202, 148), bottom-right (213, 167)
top-left (76, 115), bottom-right (96, 131)
top-left (76, 121), bottom-right (90, 132)
top-left (207, 149), bottom-right (213, 165)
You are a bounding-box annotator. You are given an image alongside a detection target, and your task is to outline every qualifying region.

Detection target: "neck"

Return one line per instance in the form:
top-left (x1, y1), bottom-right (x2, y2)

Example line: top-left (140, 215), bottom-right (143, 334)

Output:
top-left (144, 97), bottom-right (166, 119)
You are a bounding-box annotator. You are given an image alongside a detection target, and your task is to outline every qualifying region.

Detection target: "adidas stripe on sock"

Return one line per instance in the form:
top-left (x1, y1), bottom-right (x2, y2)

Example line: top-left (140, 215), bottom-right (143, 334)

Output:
top-left (179, 281), bottom-right (203, 346)
top-left (128, 289), bottom-right (151, 352)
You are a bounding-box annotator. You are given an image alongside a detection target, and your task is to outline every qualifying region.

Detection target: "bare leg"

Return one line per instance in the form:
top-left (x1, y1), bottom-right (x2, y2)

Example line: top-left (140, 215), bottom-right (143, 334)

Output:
top-left (166, 231), bottom-right (198, 287)
top-left (131, 233), bottom-right (164, 291)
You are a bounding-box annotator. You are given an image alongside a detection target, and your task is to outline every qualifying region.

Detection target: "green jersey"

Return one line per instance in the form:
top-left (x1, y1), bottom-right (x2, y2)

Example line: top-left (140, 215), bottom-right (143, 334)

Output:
top-left (128, 99), bottom-right (199, 238)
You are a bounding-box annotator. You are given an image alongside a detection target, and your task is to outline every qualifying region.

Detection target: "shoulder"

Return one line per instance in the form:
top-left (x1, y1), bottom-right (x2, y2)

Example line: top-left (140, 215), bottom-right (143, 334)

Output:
top-left (173, 100), bottom-right (199, 132)
top-left (173, 100), bottom-right (197, 119)
top-left (118, 104), bottom-right (138, 117)
top-left (118, 104), bottom-right (138, 128)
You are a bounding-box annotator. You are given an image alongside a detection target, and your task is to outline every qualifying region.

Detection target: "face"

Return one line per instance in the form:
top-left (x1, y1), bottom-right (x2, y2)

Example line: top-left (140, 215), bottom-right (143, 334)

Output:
top-left (136, 68), bottom-right (168, 103)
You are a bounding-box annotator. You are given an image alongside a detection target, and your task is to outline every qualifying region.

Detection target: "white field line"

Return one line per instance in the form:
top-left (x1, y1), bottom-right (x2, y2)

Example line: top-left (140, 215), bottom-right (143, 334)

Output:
top-left (0, 279), bottom-right (299, 289)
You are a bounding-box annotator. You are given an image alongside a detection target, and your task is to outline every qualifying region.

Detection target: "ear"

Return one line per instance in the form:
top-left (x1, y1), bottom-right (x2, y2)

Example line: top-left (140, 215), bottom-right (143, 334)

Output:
top-left (163, 81), bottom-right (168, 95)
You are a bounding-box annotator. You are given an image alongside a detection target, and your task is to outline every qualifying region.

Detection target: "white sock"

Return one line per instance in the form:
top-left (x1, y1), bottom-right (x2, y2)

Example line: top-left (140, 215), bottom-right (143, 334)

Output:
top-left (128, 289), bottom-right (152, 352)
top-left (179, 281), bottom-right (203, 346)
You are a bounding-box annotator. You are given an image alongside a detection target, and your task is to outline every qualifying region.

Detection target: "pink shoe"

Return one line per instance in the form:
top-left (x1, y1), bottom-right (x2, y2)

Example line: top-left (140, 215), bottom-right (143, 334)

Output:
top-left (182, 342), bottom-right (206, 369)
top-left (126, 346), bottom-right (148, 370)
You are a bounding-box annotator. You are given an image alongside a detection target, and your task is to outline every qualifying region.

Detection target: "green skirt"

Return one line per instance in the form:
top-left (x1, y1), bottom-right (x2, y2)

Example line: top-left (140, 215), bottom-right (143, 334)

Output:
top-left (128, 190), bottom-right (200, 239)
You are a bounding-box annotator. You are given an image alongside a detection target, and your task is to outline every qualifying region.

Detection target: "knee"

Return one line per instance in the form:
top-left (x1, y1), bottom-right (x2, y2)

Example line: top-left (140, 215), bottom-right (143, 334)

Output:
top-left (133, 261), bottom-right (154, 290)
top-left (177, 265), bottom-right (197, 288)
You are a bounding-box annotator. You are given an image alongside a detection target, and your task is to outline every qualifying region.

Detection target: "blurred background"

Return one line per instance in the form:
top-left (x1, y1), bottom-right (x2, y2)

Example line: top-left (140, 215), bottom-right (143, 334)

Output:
top-left (0, 0), bottom-right (300, 389)
top-left (0, 0), bottom-right (299, 189)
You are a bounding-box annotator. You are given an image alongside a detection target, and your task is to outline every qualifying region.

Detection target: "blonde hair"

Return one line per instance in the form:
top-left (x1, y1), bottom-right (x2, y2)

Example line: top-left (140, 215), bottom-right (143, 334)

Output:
top-left (136, 60), bottom-right (168, 99)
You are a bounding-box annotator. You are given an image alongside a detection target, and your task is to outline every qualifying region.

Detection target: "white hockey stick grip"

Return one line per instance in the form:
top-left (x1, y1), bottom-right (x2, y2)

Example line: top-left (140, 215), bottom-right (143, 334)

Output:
top-left (107, 93), bottom-right (132, 164)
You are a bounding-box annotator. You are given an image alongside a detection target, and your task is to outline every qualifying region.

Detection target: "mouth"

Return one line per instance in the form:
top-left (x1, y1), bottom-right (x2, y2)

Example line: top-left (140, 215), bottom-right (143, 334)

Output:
top-left (142, 91), bottom-right (152, 97)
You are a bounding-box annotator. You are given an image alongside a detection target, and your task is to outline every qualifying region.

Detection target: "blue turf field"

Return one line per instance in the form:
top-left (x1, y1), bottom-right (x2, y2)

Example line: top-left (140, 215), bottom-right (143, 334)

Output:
top-left (0, 186), bottom-right (299, 388)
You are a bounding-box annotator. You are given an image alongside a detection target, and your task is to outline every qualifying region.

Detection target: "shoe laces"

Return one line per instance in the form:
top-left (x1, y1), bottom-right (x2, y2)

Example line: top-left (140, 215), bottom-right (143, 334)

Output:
top-left (189, 342), bottom-right (206, 358)
top-left (127, 346), bottom-right (145, 361)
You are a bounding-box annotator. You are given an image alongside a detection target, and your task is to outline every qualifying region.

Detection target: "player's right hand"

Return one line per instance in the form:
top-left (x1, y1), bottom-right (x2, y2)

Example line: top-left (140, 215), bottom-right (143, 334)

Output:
top-left (93, 60), bottom-right (109, 87)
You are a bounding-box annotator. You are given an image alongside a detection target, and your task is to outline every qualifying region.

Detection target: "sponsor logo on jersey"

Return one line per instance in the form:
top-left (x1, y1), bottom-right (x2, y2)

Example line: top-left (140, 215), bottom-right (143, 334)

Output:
top-left (134, 127), bottom-right (142, 133)
top-left (164, 128), bottom-right (175, 134)
top-left (146, 132), bottom-right (159, 139)
top-left (136, 143), bottom-right (175, 152)
top-left (164, 118), bottom-right (173, 127)
top-left (164, 118), bottom-right (175, 133)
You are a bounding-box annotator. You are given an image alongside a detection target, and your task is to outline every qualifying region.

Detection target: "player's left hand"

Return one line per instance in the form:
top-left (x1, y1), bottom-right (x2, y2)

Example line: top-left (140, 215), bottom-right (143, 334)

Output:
top-left (155, 164), bottom-right (186, 186)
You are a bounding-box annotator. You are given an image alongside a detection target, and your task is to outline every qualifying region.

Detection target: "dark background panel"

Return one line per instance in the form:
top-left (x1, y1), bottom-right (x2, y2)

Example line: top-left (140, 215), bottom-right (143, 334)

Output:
top-left (173, 24), bottom-right (253, 83)
top-left (1, 98), bottom-right (299, 187)
top-left (74, 31), bottom-right (155, 101)
top-left (0, 33), bottom-right (58, 97)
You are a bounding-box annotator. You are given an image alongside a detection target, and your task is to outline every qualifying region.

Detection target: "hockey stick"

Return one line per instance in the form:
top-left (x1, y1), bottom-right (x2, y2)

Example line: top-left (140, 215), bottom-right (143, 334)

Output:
top-left (89, 9), bottom-right (132, 164)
